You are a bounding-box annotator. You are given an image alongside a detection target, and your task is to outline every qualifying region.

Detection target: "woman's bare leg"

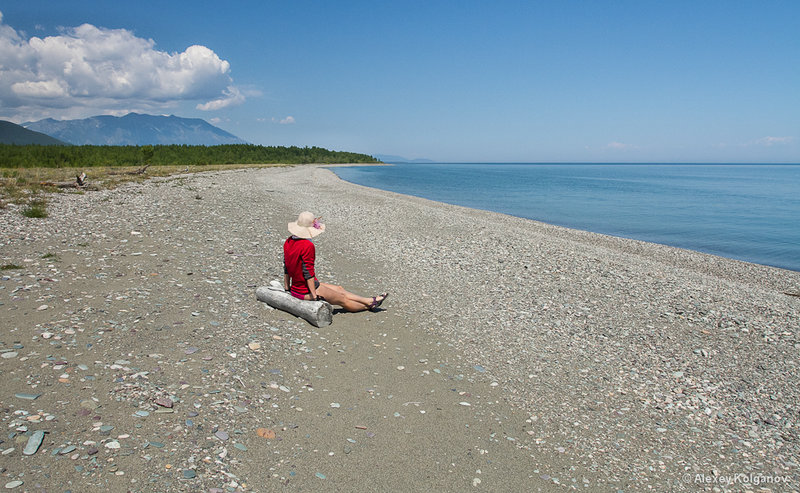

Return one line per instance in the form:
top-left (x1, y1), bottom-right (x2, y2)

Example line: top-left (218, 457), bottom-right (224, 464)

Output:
top-left (317, 282), bottom-right (385, 312)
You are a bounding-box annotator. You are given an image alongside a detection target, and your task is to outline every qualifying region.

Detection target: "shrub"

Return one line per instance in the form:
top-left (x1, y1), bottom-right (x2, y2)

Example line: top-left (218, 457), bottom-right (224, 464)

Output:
top-left (22, 200), bottom-right (48, 218)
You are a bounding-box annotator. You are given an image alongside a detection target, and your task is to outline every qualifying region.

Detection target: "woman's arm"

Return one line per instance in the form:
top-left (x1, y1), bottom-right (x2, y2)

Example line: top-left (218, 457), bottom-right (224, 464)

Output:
top-left (284, 273), bottom-right (290, 291)
top-left (306, 277), bottom-right (318, 299)
top-left (302, 240), bottom-right (318, 299)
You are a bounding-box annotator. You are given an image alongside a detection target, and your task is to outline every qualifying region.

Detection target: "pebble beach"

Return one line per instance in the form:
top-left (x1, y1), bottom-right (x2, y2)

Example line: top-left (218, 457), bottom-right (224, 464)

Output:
top-left (1, 165), bottom-right (799, 492)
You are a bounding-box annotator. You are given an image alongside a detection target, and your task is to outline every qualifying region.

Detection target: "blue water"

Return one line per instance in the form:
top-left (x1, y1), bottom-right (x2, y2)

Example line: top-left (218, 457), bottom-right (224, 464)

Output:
top-left (333, 163), bottom-right (800, 272)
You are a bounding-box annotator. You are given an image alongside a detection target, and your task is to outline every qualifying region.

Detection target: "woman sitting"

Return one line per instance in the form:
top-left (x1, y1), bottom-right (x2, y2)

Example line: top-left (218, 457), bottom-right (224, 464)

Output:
top-left (283, 211), bottom-right (388, 312)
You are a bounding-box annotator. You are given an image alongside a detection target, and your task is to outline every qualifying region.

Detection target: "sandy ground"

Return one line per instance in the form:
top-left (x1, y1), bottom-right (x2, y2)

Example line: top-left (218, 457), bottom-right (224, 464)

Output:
top-left (1, 165), bottom-right (798, 492)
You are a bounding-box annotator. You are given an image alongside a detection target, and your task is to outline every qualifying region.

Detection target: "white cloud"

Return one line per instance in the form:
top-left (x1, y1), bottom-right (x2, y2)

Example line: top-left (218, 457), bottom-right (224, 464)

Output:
top-left (196, 86), bottom-right (245, 111)
top-left (607, 141), bottom-right (636, 150)
top-left (11, 79), bottom-right (69, 98)
top-left (279, 116), bottom-right (296, 125)
top-left (0, 11), bottom-right (244, 121)
top-left (754, 136), bottom-right (794, 146)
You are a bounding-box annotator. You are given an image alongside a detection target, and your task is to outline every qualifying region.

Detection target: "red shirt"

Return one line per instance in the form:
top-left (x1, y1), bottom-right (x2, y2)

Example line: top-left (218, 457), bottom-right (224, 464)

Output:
top-left (283, 236), bottom-right (316, 296)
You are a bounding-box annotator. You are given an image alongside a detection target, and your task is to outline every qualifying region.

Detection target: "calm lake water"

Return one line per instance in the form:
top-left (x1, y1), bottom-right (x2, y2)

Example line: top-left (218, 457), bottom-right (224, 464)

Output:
top-left (333, 163), bottom-right (800, 272)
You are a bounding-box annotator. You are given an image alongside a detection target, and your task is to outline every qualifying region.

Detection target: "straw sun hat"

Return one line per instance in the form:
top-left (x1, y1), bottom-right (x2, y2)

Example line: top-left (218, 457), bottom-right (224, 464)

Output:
top-left (288, 211), bottom-right (325, 239)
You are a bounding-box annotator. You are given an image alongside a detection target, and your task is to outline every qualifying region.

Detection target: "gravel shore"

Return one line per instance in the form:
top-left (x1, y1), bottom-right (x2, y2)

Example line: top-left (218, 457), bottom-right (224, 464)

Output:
top-left (1, 165), bottom-right (798, 492)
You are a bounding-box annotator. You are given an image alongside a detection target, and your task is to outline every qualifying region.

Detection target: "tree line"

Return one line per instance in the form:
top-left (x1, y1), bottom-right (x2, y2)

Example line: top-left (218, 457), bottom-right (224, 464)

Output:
top-left (0, 144), bottom-right (381, 168)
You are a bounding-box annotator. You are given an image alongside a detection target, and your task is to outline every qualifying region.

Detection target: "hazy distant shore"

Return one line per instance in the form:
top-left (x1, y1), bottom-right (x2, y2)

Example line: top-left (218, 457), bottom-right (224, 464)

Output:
top-left (1, 165), bottom-right (797, 491)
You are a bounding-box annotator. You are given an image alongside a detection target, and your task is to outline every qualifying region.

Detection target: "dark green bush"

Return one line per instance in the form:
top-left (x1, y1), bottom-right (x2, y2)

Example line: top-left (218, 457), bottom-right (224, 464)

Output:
top-left (22, 200), bottom-right (48, 218)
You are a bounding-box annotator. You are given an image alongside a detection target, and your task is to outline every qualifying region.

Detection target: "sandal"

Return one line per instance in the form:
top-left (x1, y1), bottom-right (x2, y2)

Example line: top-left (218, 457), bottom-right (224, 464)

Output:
top-left (368, 293), bottom-right (389, 311)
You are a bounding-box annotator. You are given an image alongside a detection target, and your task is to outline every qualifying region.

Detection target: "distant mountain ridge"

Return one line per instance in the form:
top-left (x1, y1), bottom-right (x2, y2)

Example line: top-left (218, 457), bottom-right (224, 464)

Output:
top-left (374, 154), bottom-right (435, 163)
top-left (0, 120), bottom-right (66, 145)
top-left (23, 113), bottom-right (248, 146)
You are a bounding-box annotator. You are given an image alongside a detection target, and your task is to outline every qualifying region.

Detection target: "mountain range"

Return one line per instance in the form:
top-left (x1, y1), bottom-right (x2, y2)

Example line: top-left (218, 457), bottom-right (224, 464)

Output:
top-left (22, 113), bottom-right (247, 146)
top-left (0, 120), bottom-right (66, 145)
top-left (374, 154), bottom-right (435, 163)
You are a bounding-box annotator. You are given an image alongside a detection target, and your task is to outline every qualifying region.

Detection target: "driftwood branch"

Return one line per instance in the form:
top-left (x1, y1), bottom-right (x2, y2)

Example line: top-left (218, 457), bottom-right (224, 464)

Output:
top-left (256, 281), bottom-right (333, 327)
top-left (109, 164), bottom-right (151, 176)
top-left (40, 172), bottom-right (87, 189)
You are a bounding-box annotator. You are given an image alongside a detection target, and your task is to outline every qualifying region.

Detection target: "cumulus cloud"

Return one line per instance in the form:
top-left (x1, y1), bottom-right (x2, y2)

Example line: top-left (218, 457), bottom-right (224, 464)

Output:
top-left (0, 11), bottom-right (243, 121)
top-left (754, 136), bottom-right (794, 146)
top-left (196, 86), bottom-right (245, 111)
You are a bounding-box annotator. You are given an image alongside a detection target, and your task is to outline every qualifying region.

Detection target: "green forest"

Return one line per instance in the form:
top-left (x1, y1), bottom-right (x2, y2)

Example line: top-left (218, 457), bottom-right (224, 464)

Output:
top-left (0, 144), bottom-right (381, 168)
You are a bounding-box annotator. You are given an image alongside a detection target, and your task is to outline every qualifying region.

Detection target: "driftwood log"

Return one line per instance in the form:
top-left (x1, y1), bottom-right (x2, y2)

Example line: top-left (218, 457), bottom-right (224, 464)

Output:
top-left (256, 281), bottom-right (333, 327)
top-left (40, 172), bottom-right (87, 189)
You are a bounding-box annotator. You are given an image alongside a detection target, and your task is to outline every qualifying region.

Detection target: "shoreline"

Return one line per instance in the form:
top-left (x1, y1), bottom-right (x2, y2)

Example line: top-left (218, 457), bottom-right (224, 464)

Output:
top-left (323, 164), bottom-right (800, 292)
top-left (311, 165), bottom-right (800, 485)
top-left (328, 162), bottom-right (800, 274)
top-left (1, 165), bottom-right (798, 491)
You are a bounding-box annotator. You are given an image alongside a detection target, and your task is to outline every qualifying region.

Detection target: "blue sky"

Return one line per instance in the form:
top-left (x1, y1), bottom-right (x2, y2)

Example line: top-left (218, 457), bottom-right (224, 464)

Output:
top-left (1, 1), bottom-right (798, 162)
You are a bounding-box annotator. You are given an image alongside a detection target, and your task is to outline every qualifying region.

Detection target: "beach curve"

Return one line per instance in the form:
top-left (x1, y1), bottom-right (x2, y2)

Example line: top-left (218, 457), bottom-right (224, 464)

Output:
top-left (0, 165), bottom-right (797, 491)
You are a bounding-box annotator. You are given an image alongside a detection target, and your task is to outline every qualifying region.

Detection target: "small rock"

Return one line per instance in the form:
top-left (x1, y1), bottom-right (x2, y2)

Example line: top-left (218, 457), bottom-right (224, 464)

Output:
top-left (14, 393), bottom-right (40, 400)
top-left (22, 431), bottom-right (45, 456)
top-left (80, 399), bottom-right (99, 410)
top-left (154, 397), bottom-right (173, 408)
top-left (256, 428), bottom-right (276, 439)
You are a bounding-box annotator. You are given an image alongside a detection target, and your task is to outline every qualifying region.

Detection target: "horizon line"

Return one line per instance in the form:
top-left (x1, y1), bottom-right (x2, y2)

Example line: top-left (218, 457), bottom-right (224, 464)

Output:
top-left (378, 161), bottom-right (800, 165)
